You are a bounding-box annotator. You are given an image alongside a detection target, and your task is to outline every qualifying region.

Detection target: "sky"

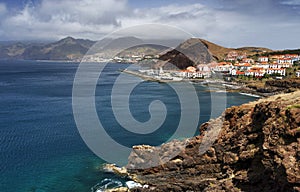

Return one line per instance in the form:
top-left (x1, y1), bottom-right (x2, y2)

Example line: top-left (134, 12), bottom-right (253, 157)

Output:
top-left (0, 0), bottom-right (300, 49)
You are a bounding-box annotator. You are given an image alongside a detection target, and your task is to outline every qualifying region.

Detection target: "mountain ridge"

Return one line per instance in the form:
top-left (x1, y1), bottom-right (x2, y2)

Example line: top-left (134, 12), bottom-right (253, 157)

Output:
top-left (0, 36), bottom-right (287, 61)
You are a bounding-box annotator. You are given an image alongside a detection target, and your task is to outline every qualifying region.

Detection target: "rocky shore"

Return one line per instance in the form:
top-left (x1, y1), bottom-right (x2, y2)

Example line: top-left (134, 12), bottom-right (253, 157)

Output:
top-left (233, 78), bottom-right (300, 97)
top-left (107, 90), bottom-right (300, 191)
top-left (203, 78), bottom-right (300, 97)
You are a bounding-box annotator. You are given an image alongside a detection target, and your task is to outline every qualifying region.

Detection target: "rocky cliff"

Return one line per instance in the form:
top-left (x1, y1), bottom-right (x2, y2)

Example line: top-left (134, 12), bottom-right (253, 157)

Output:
top-left (158, 38), bottom-right (215, 69)
top-left (118, 91), bottom-right (300, 192)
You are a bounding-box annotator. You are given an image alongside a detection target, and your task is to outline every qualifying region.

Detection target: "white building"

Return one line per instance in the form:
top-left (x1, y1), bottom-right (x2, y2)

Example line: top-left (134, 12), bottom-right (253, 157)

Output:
top-left (266, 68), bottom-right (286, 76)
top-left (258, 56), bottom-right (269, 63)
top-left (278, 58), bottom-right (293, 65)
top-left (231, 69), bottom-right (245, 76)
top-left (242, 58), bottom-right (254, 64)
top-left (233, 63), bottom-right (252, 71)
top-left (213, 62), bottom-right (232, 72)
top-left (296, 71), bottom-right (300, 78)
top-left (255, 63), bottom-right (270, 69)
top-left (269, 62), bottom-right (292, 69)
top-left (178, 71), bottom-right (211, 79)
top-left (197, 64), bottom-right (211, 72)
top-left (245, 69), bottom-right (265, 77)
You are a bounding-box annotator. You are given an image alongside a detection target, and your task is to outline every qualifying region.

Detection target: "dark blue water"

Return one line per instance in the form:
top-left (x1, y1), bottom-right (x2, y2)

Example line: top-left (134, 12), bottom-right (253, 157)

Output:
top-left (0, 60), bottom-right (257, 192)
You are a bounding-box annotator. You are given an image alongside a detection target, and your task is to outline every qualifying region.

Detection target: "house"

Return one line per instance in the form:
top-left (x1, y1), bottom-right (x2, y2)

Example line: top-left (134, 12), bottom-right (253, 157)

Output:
top-left (231, 69), bottom-right (245, 76)
top-left (255, 63), bottom-right (270, 69)
top-left (269, 62), bottom-right (291, 69)
top-left (284, 54), bottom-right (299, 59)
top-left (242, 58), bottom-right (254, 64)
top-left (178, 70), bottom-right (192, 78)
top-left (296, 71), bottom-right (300, 78)
top-left (266, 68), bottom-right (286, 76)
top-left (269, 63), bottom-right (279, 69)
top-left (278, 58), bottom-right (293, 65)
top-left (237, 52), bottom-right (247, 60)
top-left (193, 71), bottom-right (211, 78)
top-left (186, 66), bottom-right (197, 72)
top-left (258, 56), bottom-right (269, 63)
top-left (213, 62), bottom-right (232, 72)
top-left (225, 51), bottom-right (238, 61)
top-left (178, 70), bottom-right (211, 79)
top-left (245, 67), bottom-right (265, 77)
top-left (270, 55), bottom-right (285, 60)
top-left (197, 64), bottom-right (211, 72)
top-left (233, 63), bottom-right (252, 70)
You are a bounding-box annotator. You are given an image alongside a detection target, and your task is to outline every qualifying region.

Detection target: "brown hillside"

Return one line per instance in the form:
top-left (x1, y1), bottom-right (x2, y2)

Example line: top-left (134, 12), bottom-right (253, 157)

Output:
top-left (199, 39), bottom-right (232, 60)
top-left (200, 39), bottom-right (273, 61)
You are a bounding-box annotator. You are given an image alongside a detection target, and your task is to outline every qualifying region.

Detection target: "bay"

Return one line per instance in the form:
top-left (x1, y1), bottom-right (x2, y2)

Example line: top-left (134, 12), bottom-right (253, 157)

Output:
top-left (0, 60), bottom-right (257, 192)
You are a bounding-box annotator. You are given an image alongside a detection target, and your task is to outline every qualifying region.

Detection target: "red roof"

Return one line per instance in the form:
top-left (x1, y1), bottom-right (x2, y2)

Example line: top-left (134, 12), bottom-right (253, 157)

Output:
top-left (278, 58), bottom-right (292, 60)
top-left (251, 67), bottom-right (263, 70)
top-left (236, 71), bottom-right (245, 75)
top-left (218, 62), bottom-right (231, 65)
top-left (285, 54), bottom-right (298, 57)
top-left (271, 55), bottom-right (285, 58)
top-left (267, 68), bottom-right (285, 71)
top-left (234, 63), bottom-right (251, 67)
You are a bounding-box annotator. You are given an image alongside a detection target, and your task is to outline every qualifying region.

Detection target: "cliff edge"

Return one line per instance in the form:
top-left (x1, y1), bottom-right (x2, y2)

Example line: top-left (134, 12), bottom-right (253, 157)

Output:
top-left (123, 91), bottom-right (300, 192)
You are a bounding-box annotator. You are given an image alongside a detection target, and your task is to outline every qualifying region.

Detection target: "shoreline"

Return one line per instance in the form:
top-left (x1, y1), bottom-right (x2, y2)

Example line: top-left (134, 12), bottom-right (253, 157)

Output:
top-left (121, 69), bottom-right (187, 83)
top-left (121, 69), bottom-right (284, 97)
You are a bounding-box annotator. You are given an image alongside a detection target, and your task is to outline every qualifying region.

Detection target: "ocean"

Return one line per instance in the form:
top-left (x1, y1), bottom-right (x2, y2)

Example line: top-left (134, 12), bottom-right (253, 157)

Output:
top-left (0, 60), bottom-right (257, 192)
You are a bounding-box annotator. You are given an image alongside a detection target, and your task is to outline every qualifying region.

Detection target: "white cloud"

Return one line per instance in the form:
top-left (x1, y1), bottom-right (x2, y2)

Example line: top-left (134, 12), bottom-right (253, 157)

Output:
top-left (0, 3), bottom-right (7, 16)
top-left (281, 0), bottom-right (300, 5)
top-left (37, 0), bottom-right (128, 25)
top-left (119, 4), bottom-right (217, 39)
top-left (0, 0), bottom-right (299, 49)
top-left (1, 0), bottom-right (129, 40)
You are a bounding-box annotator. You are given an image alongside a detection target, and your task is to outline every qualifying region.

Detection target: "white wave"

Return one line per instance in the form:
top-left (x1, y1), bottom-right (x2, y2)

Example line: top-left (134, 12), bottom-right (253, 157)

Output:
top-left (92, 178), bottom-right (123, 192)
top-left (239, 92), bottom-right (261, 98)
top-left (126, 181), bottom-right (142, 189)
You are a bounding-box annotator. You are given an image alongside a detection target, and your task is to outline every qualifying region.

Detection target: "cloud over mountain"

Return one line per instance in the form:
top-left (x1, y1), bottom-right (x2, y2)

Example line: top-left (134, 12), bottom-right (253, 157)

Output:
top-left (0, 0), bottom-right (300, 49)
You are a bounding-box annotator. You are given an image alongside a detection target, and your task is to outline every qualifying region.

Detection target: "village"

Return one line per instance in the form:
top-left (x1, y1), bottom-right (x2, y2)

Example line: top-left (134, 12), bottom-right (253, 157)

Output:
top-left (82, 49), bottom-right (300, 81)
top-left (137, 51), bottom-right (300, 81)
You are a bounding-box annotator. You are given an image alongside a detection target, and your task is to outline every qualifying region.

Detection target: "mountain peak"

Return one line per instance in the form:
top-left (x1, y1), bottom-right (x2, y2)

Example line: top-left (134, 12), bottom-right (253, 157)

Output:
top-left (102, 36), bottom-right (145, 50)
top-left (58, 36), bottom-right (76, 44)
top-left (158, 38), bottom-right (215, 69)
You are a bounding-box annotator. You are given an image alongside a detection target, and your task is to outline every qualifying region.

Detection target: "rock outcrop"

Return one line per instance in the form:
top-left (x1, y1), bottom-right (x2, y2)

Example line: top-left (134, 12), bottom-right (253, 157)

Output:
top-left (158, 38), bottom-right (215, 69)
top-left (244, 78), bottom-right (300, 96)
top-left (122, 91), bottom-right (300, 191)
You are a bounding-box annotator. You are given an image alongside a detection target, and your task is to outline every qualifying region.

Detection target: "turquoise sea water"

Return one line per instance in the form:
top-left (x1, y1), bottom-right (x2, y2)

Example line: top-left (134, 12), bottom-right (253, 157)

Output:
top-left (0, 60), bottom-right (257, 192)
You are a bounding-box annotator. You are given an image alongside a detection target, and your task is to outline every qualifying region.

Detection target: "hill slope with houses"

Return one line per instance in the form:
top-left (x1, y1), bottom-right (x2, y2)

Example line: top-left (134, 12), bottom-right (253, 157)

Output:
top-left (132, 38), bottom-right (300, 80)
